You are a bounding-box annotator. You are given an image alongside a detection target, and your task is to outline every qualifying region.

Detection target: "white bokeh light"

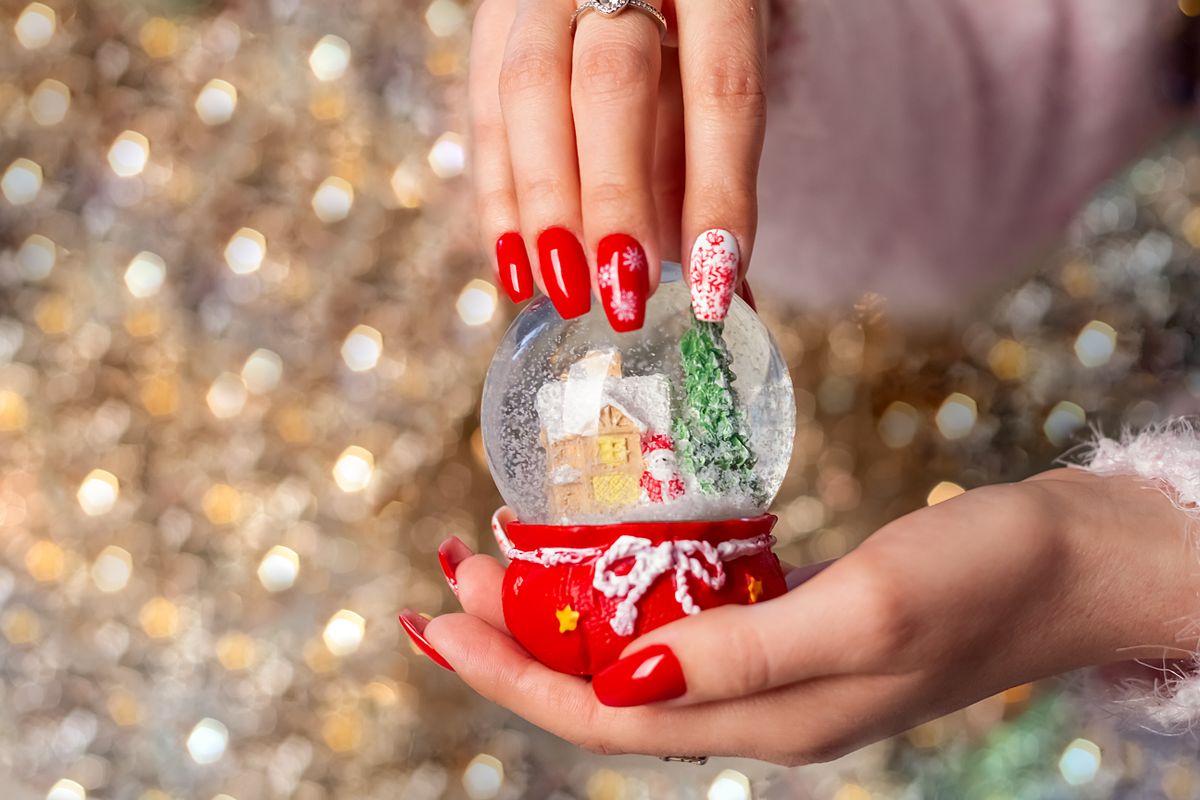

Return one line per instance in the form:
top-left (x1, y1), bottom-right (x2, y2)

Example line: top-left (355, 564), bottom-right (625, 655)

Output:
top-left (312, 176), bottom-right (354, 222)
top-left (1059, 738), bottom-right (1101, 786)
top-left (332, 446), bottom-right (374, 492)
top-left (107, 131), bottom-right (150, 177)
top-left (92, 545), bottom-right (133, 593)
top-left (15, 3), bottom-right (56, 49)
top-left (1074, 320), bottom-right (1117, 368)
top-left (124, 251), bottom-right (166, 298)
top-left (186, 718), bottom-right (229, 765)
top-left (428, 132), bottom-right (465, 179)
top-left (425, 0), bottom-right (466, 36)
top-left (45, 779), bottom-right (85, 800)
top-left (1043, 401), bottom-right (1087, 446)
top-left (224, 227), bottom-right (266, 274)
top-left (341, 325), bottom-right (383, 371)
top-left (206, 372), bottom-right (247, 419)
top-left (30, 78), bottom-right (70, 125)
top-left (322, 609), bottom-right (365, 656)
top-left (935, 393), bottom-right (977, 440)
top-left (17, 234), bottom-right (56, 280)
top-left (462, 754), bottom-right (504, 800)
top-left (707, 769), bottom-right (751, 800)
top-left (309, 35), bottom-right (351, 81)
top-left (257, 545), bottom-right (300, 592)
top-left (456, 279), bottom-right (497, 326)
top-left (77, 469), bottom-right (119, 516)
top-left (242, 349), bottom-right (282, 394)
top-left (195, 79), bottom-right (238, 125)
top-left (2, 158), bottom-right (44, 205)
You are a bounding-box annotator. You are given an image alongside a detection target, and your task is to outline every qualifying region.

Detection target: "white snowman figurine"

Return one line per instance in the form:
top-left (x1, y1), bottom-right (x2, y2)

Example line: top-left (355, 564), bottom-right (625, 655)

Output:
top-left (639, 434), bottom-right (685, 504)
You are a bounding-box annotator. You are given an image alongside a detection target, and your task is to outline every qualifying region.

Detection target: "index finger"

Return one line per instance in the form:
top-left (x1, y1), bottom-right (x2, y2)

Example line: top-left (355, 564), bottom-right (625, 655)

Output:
top-left (677, 0), bottom-right (766, 322)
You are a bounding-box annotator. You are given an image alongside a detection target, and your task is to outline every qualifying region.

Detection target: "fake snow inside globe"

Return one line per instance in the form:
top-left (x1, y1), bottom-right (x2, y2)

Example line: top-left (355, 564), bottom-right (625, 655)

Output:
top-left (481, 263), bottom-right (795, 675)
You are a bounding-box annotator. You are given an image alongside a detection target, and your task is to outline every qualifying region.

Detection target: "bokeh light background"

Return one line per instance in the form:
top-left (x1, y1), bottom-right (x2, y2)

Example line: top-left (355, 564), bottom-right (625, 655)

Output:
top-left (3, 0), bottom-right (1200, 798)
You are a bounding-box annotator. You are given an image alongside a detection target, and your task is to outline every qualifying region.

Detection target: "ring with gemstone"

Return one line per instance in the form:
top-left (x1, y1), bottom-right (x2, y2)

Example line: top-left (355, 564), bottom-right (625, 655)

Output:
top-left (659, 755), bottom-right (709, 765)
top-left (570, 0), bottom-right (668, 40)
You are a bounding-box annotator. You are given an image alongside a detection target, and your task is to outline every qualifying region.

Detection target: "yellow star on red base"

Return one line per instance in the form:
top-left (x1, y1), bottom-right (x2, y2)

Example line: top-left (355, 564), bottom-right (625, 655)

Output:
top-left (747, 576), bottom-right (763, 604)
top-left (556, 604), bottom-right (580, 633)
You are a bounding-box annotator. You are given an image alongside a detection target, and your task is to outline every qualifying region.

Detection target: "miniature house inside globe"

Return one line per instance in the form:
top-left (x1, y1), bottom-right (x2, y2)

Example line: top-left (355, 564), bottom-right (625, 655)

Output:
top-left (481, 263), bottom-right (795, 524)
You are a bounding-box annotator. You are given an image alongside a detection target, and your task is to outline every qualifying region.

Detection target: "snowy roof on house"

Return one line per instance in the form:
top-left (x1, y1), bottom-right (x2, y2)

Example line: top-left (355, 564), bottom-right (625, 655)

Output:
top-left (536, 351), bottom-right (672, 445)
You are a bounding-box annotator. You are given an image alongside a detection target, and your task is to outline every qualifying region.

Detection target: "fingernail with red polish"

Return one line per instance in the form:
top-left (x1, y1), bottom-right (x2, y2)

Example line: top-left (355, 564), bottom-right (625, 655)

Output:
top-left (399, 609), bottom-right (454, 671)
top-left (495, 232), bottom-right (534, 303)
top-left (537, 227), bottom-right (590, 319)
top-left (597, 234), bottom-right (649, 332)
top-left (438, 536), bottom-right (472, 594)
top-left (689, 229), bottom-right (739, 322)
top-left (592, 644), bottom-right (685, 707)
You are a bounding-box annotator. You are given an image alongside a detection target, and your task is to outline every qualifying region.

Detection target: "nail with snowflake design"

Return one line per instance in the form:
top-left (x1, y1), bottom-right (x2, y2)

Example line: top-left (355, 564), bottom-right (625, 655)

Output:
top-left (597, 234), bottom-right (649, 332)
top-left (689, 229), bottom-right (739, 322)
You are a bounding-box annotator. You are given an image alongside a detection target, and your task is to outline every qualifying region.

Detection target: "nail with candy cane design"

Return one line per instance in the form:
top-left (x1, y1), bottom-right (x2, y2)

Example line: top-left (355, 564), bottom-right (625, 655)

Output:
top-left (688, 229), bottom-right (739, 322)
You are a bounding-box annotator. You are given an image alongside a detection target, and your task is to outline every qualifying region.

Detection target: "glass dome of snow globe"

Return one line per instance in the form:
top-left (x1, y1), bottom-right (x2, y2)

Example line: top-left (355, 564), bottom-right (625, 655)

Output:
top-left (481, 262), bottom-right (795, 527)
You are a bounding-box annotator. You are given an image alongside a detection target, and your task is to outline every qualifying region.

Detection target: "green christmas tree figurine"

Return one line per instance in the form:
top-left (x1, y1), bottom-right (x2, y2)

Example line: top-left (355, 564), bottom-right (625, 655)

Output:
top-left (673, 313), bottom-right (763, 500)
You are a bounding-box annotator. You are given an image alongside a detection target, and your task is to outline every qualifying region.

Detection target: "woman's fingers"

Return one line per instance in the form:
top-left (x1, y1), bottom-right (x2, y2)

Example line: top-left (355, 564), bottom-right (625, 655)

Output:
top-left (439, 537), bottom-right (511, 633)
top-left (500, 0), bottom-right (590, 319)
top-left (572, 1), bottom-right (664, 331)
top-left (652, 49), bottom-right (686, 262)
top-left (591, 556), bottom-right (891, 707)
top-left (424, 612), bottom-right (762, 758)
top-left (470, 0), bottom-right (534, 304)
top-left (677, 0), bottom-right (767, 323)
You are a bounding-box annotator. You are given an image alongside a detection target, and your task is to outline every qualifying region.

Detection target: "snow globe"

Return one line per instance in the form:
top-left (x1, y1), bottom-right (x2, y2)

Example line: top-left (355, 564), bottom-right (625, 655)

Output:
top-left (481, 263), bottom-right (795, 675)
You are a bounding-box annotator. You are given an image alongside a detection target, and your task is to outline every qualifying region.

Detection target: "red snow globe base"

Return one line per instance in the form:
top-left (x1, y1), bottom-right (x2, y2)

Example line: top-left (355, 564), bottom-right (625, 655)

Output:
top-left (496, 512), bottom-right (786, 676)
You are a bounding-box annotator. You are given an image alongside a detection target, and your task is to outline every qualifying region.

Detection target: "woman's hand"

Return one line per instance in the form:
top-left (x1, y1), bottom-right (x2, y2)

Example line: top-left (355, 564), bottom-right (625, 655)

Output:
top-left (415, 470), bottom-right (1194, 764)
top-left (469, 0), bottom-right (767, 329)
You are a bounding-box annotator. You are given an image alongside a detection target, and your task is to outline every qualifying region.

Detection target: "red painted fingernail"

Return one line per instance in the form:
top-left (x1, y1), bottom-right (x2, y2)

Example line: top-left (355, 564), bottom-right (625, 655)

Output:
top-left (437, 536), bottom-right (472, 594)
top-left (592, 644), bottom-right (685, 707)
top-left (736, 279), bottom-right (756, 312)
top-left (537, 227), bottom-right (590, 319)
top-left (688, 229), bottom-right (739, 322)
top-left (399, 609), bottom-right (454, 671)
top-left (597, 234), bottom-right (649, 332)
top-left (495, 232), bottom-right (533, 303)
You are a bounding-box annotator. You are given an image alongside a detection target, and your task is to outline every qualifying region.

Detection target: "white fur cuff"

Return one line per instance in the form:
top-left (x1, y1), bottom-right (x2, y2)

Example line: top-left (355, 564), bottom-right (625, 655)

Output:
top-left (1074, 418), bottom-right (1200, 731)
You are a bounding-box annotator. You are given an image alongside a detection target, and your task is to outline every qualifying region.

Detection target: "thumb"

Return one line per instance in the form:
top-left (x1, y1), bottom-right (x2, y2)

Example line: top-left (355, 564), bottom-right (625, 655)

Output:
top-left (590, 559), bottom-right (869, 707)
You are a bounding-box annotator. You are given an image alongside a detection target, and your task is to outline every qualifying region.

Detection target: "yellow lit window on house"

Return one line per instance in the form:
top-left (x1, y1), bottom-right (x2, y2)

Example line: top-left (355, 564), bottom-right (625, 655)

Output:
top-left (596, 435), bottom-right (628, 465)
top-left (592, 474), bottom-right (638, 507)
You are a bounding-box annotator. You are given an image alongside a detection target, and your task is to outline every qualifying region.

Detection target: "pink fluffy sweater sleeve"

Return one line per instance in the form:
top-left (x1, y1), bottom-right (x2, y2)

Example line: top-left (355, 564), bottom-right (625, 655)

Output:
top-left (1076, 422), bottom-right (1200, 730)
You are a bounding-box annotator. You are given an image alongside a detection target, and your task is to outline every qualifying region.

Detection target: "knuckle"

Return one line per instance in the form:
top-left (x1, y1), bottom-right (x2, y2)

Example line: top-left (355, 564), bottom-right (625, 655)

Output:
top-left (846, 551), bottom-right (919, 666)
top-left (583, 180), bottom-right (637, 215)
top-left (721, 618), bottom-right (774, 696)
top-left (694, 53), bottom-right (766, 115)
top-left (574, 40), bottom-right (655, 101)
top-left (518, 175), bottom-right (571, 211)
top-left (476, 187), bottom-right (516, 224)
top-left (499, 44), bottom-right (565, 97)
